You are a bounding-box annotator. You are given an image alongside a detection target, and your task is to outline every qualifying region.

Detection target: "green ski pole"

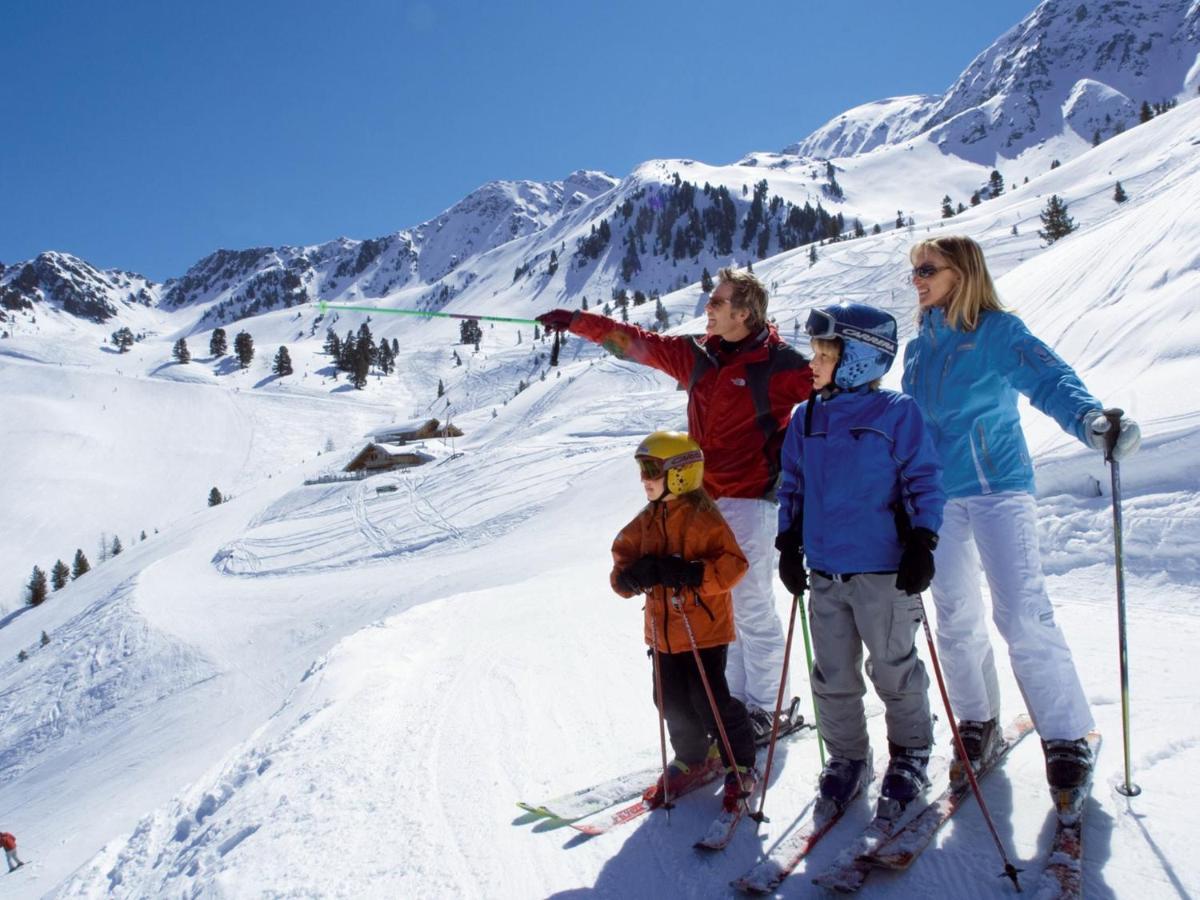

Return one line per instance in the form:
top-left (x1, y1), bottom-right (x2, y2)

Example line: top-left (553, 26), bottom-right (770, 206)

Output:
top-left (797, 590), bottom-right (826, 766)
top-left (316, 301), bottom-right (539, 326)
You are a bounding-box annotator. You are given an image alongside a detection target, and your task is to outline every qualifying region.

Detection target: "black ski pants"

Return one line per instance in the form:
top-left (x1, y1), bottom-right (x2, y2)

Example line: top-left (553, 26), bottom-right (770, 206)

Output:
top-left (652, 644), bottom-right (756, 770)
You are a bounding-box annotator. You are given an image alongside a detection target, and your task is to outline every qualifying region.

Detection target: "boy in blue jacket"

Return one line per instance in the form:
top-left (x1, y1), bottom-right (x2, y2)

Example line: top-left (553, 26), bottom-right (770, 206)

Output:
top-left (776, 303), bottom-right (946, 812)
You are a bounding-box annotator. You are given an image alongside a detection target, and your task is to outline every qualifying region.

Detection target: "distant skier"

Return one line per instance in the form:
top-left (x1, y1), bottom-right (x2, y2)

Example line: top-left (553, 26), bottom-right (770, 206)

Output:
top-left (776, 304), bottom-right (945, 812)
top-left (538, 268), bottom-right (814, 738)
top-left (902, 235), bottom-right (1141, 796)
top-left (610, 431), bottom-right (757, 813)
top-left (1, 831), bottom-right (24, 872)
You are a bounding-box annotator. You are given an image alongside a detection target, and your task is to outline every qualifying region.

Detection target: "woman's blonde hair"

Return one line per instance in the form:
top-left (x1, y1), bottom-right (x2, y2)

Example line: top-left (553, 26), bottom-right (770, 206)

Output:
top-left (910, 235), bottom-right (1004, 331)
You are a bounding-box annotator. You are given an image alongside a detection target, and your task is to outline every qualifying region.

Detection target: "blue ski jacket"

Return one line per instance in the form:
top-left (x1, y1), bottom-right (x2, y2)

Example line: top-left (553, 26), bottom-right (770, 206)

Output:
top-left (777, 388), bottom-right (945, 575)
top-left (901, 307), bottom-right (1101, 499)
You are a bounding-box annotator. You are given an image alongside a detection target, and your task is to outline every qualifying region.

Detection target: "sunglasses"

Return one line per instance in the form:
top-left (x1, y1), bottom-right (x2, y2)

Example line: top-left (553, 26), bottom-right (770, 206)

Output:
top-left (637, 458), bottom-right (665, 479)
top-left (911, 263), bottom-right (948, 279)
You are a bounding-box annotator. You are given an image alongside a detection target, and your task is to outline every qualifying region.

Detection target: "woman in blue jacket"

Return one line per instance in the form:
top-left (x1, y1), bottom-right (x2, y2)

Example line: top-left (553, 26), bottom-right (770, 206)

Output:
top-left (901, 235), bottom-right (1140, 796)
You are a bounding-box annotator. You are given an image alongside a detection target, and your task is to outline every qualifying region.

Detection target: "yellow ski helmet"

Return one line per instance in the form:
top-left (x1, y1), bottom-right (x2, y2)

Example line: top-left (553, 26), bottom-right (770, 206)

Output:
top-left (634, 431), bottom-right (705, 495)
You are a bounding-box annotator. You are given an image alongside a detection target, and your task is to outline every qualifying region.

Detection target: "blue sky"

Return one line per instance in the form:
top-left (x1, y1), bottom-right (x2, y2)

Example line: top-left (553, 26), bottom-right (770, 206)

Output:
top-left (1, 0), bottom-right (1037, 281)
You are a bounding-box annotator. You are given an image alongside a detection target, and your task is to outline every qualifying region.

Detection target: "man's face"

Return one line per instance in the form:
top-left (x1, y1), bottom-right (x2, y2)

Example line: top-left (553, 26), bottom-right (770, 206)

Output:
top-left (705, 283), bottom-right (751, 340)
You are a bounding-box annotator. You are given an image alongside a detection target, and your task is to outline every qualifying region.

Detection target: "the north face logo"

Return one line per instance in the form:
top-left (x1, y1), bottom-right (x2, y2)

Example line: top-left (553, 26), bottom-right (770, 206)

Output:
top-left (731, 378), bottom-right (746, 386)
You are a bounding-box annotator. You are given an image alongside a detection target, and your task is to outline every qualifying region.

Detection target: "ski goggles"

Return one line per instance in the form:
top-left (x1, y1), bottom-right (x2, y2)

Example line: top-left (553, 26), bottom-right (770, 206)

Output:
top-left (637, 457), bottom-right (665, 479)
top-left (805, 309), bottom-right (897, 355)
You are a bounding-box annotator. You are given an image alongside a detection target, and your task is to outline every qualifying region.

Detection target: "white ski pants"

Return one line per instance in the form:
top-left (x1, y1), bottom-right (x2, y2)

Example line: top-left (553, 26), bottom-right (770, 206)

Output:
top-left (930, 491), bottom-right (1094, 741)
top-left (716, 497), bottom-right (788, 711)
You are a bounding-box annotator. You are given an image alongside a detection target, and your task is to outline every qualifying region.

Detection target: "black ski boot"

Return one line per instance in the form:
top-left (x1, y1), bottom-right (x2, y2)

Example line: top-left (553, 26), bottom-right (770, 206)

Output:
top-left (951, 717), bottom-right (1000, 784)
top-left (818, 755), bottom-right (870, 811)
top-left (1043, 737), bottom-right (1093, 791)
top-left (880, 742), bottom-right (932, 813)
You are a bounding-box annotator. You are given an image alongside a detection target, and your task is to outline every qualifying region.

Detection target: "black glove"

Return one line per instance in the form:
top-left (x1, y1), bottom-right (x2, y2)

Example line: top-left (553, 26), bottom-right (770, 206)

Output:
top-left (775, 530), bottom-right (808, 596)
top-left (656, 556), bottom-right (704, 590)
top-left (895, 527), bottom-right (938, 595)
top-left (536, 309), bottom-right (576, 333)
top-left (616, 556), bottom-right (662, 594)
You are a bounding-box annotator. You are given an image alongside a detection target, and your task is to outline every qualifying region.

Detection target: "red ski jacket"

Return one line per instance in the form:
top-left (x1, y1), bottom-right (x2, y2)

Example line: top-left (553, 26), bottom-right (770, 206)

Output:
top-left (569, 312), bottom-right (813, 499)
top-left (0, 833), bottom-right (15, 851)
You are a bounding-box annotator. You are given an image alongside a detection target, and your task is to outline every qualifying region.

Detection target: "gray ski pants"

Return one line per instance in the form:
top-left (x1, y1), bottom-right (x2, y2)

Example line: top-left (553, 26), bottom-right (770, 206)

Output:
top-left (809, 572), bottom-right (933, 761)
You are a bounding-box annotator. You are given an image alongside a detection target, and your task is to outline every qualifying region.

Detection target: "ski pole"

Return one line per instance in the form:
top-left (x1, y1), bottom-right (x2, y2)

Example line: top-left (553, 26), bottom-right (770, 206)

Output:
top-left (648, 604), bottom-right (675, 818)
top-left (1103, 409), bottom-right (1141, 798)
top-left (316, 301), bottom-right (539, 325)
top-left (919, 595), bottom-right (1023, 891)
top-left (797, 590), bottom-right (826, 767)
top-left (751, 589), bottom-right (800, 824)
top-left (675, 593), bottom-right (755, 818)
top-left (315, 301), bottom-right (562, 365)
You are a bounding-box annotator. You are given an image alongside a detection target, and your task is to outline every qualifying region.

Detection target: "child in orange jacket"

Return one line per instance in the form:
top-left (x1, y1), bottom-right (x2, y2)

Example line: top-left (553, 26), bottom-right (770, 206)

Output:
top-left (610, 431), bottom-right (756, 813)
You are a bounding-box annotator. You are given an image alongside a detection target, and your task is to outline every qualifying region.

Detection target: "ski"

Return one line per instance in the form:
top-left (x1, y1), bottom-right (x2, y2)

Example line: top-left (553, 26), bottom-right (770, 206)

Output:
top-left (810, 757), bottom-right (948, 893)
top-left (520, 699), bottom-right (809, 823)
top-left (731, 760), bottom-right (887, 895)
top-left (569, 763), bottom-right (722, 836)
top-left (694, 771), bottom-right (759, 851)
top-left (517, 764), bottom-right (662, 821)
top-left (1034, 731), bottom-right (1102, 900)
top-left (862, 714), bottom-right (1036, 873)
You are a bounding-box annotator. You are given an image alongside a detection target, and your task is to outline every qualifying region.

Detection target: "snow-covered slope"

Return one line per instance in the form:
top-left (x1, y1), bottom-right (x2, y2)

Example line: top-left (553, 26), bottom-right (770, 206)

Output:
top-left (0, 89), bottom-right (1195, 900)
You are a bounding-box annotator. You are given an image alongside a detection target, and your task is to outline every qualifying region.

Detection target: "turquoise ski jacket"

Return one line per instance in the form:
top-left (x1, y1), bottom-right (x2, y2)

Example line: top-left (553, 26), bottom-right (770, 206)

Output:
top-left (901, 307), bottom-right (1101, 499)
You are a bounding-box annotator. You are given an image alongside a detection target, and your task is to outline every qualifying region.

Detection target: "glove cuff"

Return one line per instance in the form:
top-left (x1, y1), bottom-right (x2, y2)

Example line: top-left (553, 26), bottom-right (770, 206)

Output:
top-left (910, 527), bottom-right (938, 551)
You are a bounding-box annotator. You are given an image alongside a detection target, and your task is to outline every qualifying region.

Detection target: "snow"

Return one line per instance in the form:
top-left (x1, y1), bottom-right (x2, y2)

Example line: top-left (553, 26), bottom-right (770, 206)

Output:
top-left (2, 19), bottom-right (1200, 900)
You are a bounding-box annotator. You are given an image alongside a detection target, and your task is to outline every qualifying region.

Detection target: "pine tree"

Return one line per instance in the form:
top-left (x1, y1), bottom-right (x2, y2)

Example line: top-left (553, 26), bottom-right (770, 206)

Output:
top-left (209, 487), bottom-right (223, 507)
top-left (1139, 100), bottom-right (1153, 123)
top-left (173, 338), bottom-right (191, 364)
top-left (28, 566), bottom-right (48, 606)
top-left (51, 559), bottom-right (70, 590)
top-left (437, 379), bottom-right (445, 398)
top-left (210, 328), bottom-right (228, 357)
top-left (234, 331), bottom-right (254, 369)
top-left (956, 202), bottom-right (966, 214)
top-left (895, 210), bottom-right (905, 229)
top-left (351, 349), bottom-right (369, 389)
top-left (700, 268), bottom-right (714, 293)
top-left (72, 549), bottom-right (90, 579)
top-left (111, 536), bottom-right (123, 556)
top-left (323, 328), bottom-right (341, 358)
top-left (1050, 159), bottom-right (1062, 170)
top-left (1113, 181), bottom-right (1128, 204)
top-left (111, 327), bottom-right (134, 353)
top-left (970, 190), bottom-right (981, 207)
top-left (941, 195), bottom-right (955, 219)
top-left (1092, 129), bottom-right (1102, 147)
top-left (40, 630), bottom-right (50, 646)
top-left (988, 170), bottom-right (1004, 198)
top-left (377, 340), bottom-right (394, 375)
top-left (17, 650), bottom-right (28, 662)
top-left (1038, 194), bottom-right (1077, 244)
top-left (273, 346), bottom-right (293, 377)
top-left (808, 244), bottom-right (818, 267)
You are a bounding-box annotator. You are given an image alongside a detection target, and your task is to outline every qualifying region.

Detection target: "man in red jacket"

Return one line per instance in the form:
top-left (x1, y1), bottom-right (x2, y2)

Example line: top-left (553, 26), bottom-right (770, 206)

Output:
top-left (539, 268), bottom-right (813, 735)
top-left (1, 830), bottom-right (24, 871)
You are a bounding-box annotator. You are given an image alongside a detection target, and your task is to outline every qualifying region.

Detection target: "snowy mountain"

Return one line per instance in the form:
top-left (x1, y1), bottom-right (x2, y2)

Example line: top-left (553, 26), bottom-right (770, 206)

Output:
top-left (789, 0), bottom-right (1199, 162)
top-left (2, 1), bottom-right (1200, 897)
top-left (0, 252), bottom-right (157, 331)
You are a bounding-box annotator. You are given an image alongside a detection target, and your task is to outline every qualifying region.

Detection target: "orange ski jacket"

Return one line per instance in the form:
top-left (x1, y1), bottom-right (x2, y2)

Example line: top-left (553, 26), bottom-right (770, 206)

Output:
top-left (611, 498), bottom-right (748, 654)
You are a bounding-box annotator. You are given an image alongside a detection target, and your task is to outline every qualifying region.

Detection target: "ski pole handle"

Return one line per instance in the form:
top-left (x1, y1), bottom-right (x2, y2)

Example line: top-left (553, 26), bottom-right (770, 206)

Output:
top-left (1103, 408), bottom-right (1124, 462)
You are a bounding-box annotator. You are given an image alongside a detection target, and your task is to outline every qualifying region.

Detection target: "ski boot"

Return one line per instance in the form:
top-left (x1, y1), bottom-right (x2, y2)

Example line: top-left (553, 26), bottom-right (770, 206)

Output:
top-left (1043, 736), bottom-right (1094, 821)
top-left (643, 747), bottom-right (720, 809)
top-left (951, 717), bottom-right (1001, 786)
top-left (816, 755), bottom-right (870, 816)
top-left (722, 765), bottom-right (759, 814)
top-left (878, 742), bottom-right (932, 819)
